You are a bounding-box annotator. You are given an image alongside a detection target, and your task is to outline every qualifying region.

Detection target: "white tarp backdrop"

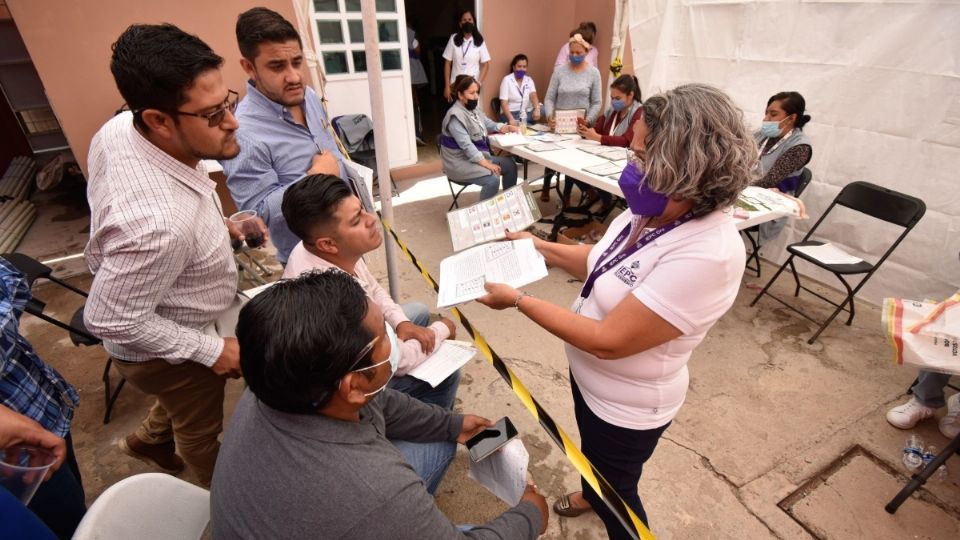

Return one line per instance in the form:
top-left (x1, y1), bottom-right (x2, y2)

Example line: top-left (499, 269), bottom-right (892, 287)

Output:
top-left (630, 0), bottom-right (960, 304)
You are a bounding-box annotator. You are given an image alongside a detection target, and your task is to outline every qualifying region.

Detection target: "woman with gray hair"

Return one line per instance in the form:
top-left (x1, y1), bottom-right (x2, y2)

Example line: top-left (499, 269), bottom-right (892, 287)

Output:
top-left (477, 83), bottom-right (756, 538)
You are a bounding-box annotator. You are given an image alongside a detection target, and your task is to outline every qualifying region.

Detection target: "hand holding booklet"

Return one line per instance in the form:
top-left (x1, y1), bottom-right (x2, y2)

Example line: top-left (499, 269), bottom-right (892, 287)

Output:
top-left (407, 340), bottom-right (477, 387)
top-left (437, 239), bottom-right (548, 308)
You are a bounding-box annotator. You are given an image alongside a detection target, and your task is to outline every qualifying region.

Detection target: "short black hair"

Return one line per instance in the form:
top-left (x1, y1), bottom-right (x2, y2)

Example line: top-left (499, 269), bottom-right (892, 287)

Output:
top-left (236, 7), bottom-right (302, 61)
top-left (281, 174), bottom-right (353, 243)
top-left (110, 24), bottom-right (224, 131)
top-left (237, 270), bottom-right (373, 414)
top-left (767, 91), bottom-right (812, 129)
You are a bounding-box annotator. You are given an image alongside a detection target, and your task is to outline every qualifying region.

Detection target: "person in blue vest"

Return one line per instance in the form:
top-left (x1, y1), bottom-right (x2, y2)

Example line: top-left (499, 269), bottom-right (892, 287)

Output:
top-left (753, 91), bottom-right (813, 242)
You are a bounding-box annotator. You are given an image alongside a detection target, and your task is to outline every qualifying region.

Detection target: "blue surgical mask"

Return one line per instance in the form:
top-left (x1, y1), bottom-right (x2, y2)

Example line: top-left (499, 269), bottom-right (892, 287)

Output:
top-left (569, 54), bottom-right (585, 66)
top-left (351, 322), bottom-right (400, 397)
top-left (611, 99), bottom-right (626, 112)
top-left (514, 69), bottom-right (526, 79)
top-left (760, 120), bottom-right (781, 138)
top-left (618, 161), bottom-right (669, 217)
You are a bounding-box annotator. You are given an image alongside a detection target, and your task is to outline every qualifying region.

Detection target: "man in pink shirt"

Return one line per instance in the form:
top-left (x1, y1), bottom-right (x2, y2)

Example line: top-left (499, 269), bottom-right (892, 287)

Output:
top-left (280, 174), bottom-right (461, 494)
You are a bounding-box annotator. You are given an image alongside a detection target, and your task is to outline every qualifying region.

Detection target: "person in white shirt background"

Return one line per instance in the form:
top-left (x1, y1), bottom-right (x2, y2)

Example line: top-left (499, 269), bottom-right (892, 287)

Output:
top-left (498, 53), bottom-right (542, 126)
top-left (442, 9), bottom-right (490, 103)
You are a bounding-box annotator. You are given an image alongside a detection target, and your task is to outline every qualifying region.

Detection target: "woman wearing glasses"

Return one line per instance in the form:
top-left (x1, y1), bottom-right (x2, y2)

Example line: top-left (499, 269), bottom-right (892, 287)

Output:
top-left (478, 84), bottom-right (755, 539)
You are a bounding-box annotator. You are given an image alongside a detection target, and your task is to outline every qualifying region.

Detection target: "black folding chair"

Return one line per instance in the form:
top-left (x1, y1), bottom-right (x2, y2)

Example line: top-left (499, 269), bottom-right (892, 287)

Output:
top-left (437, 135), bottom-right (471, 210)
top-left (1, 253), bottom-right (125, 424)
top-left (749, 181), bottom-right (925, 344)
top-left (743, 167), bottom-right (814, 277)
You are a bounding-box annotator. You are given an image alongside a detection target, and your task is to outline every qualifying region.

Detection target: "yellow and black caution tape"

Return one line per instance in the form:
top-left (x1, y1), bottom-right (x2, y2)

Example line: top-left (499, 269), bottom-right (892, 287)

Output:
top-left (379, 216), bottom-right (655, 540)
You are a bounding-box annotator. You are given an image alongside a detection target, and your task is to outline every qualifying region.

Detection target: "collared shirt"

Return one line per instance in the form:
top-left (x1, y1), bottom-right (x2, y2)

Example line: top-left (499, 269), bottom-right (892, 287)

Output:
top-left (221, 82), bottom-right (347, 264)
top-left (282, 244), bottom-right (451, 375)
top-left (498, 74), bottom-right (537, 114)
top-left (0, 258), bottom-right (79, 437)
top-left (84, 112), bottom-right (237, 367)
top-left (441, 34), bottom-right (491, 83)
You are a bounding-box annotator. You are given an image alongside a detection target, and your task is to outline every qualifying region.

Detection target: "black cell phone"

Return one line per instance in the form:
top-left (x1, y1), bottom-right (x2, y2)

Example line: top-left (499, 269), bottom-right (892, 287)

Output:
top-left (466, 416), bottom-right (518, 462)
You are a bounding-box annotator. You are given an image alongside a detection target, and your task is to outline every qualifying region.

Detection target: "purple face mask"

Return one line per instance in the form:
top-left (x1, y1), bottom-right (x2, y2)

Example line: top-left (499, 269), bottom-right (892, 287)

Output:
top-left (617, 161), bottom-right (669, 217)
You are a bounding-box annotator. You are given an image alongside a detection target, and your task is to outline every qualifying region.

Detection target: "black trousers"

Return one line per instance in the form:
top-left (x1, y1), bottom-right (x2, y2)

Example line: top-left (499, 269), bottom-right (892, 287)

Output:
top-left (572, 376), bottom-right (670, 539)
top-left (28, 433), bottom-right (86, 539)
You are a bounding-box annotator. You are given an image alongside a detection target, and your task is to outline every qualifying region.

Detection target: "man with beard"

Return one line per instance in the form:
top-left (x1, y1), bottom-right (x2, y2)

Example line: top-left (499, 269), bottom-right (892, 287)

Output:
top-left (222, 7), bottom-right (347, 265)
top-left (85, 24), bottom-right (265, 487)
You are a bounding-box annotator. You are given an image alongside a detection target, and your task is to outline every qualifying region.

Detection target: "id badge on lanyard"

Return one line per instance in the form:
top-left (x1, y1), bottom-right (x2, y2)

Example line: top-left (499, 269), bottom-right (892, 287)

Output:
top-left (574, 212), bottom-right (695, 314)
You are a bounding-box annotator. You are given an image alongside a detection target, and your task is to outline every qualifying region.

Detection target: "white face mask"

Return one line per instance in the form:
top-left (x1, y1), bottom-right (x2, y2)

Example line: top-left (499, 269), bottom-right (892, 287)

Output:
top-left (350, 323), bottom-right (399, 397)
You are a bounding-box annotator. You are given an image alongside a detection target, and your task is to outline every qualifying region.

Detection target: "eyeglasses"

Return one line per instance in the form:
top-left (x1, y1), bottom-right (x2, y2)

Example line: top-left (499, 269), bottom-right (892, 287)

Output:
top-left (172, 90), bottom-right (239, 127)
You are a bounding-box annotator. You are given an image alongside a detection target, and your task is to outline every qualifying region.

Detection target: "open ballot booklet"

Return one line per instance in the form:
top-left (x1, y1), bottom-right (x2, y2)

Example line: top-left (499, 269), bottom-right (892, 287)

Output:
top-left (446, 185), bottom-right (542, 252)
top-left (437, 239), bottom-right (548, 308)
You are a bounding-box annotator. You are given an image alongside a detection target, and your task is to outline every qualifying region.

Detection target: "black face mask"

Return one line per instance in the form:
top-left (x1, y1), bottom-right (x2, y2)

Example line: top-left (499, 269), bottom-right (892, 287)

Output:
top-left (461, 22), bottom-right (475, 34)
top-left (465, 98), bottom-right (479, 111)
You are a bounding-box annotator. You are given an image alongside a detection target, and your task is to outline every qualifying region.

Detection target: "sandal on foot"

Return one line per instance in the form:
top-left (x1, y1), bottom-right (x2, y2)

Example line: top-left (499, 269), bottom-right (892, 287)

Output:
top-left (553, 492), bottom-right (594, 518)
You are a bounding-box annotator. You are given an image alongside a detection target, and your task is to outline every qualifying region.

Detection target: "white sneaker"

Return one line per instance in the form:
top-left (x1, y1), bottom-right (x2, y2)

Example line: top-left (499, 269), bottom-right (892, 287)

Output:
top-left (939, 394), bottom-right (960, 439)
top-left (886, 397), bottom-right (937, 429)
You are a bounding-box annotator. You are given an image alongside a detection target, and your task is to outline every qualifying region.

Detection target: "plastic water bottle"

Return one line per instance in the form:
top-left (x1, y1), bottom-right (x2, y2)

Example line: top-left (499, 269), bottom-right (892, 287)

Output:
top-left (922, 445), bottom-right (950, 482)
top-left (519, 111), bottom-right (527, 135)
top-left (903, 435), bottom-right (924, 471)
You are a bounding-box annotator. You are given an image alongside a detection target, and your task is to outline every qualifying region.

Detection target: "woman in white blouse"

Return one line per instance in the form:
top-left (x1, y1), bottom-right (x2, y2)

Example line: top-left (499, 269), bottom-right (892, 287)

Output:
top-left (498, 54), bottom-right (541, 126)
top-left (442, 9), bottom-right (490, 103)
top-left (477, 84), bottom-right (756, 539)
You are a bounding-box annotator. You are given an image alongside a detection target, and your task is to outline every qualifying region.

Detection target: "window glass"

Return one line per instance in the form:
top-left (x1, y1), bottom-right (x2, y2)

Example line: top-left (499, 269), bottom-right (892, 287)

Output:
top-left (316, 21), bottom-right (344, 44)
top-left (322, 51), bottom-right (349, 74)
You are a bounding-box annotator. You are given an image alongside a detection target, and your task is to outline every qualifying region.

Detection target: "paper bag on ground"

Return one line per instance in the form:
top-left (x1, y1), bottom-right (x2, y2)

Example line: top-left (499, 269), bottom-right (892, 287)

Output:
top-left (467, 438), bottom-right (529, 506)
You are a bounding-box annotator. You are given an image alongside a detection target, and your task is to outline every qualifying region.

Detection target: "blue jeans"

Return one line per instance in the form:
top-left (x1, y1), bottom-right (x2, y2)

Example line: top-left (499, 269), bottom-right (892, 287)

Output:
top-left (499, 110), bottom-right (536, 124)
top-left (461, 155), bottom-right (518, 201)
top-left (390, 302), bottom-right (461, 494)
top-left (912, 370), bottom-right (953, 408)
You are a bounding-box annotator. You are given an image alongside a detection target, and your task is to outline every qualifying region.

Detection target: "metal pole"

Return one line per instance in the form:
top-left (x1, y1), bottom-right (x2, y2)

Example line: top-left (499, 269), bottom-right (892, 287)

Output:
top-left (361, 0), bottom-right (400, 300)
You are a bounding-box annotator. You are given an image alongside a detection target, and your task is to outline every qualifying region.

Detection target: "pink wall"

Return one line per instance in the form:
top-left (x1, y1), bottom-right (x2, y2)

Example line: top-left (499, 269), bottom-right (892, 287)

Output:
top-left (6, 0), bottom-right (300, 174)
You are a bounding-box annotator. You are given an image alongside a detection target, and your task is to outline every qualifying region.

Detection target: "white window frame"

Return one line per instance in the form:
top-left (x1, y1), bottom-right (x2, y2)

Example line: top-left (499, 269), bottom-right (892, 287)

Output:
top-left (309, 0), bottom-right (404, 80)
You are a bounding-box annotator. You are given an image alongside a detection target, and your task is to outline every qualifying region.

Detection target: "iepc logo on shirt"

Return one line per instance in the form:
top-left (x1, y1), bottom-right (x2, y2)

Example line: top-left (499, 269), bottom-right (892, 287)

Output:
top-left (614, 265), bottom-right (638, 286)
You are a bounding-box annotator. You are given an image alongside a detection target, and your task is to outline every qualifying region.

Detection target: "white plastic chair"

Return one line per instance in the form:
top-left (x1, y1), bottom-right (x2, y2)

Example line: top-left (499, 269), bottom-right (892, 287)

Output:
top-left (72, 473), bottom-right (210, 540)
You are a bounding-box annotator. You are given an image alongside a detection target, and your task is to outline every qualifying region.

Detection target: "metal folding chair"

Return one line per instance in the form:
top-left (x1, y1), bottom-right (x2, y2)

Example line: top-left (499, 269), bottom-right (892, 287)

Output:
top-left (1, 253), bottom-right (124, 424)
top-left (743, 167), bottom-right (814, 277)
top-left (749, 181), bottom-right (926, 344)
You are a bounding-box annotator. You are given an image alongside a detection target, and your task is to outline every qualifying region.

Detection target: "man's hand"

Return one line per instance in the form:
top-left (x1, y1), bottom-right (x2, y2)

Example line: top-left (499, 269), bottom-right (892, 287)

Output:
top-left (439, 317), bottom-right (456, 340)
top-left (0, 404), bottom-right (65, 480)
top-left (456, 415), bottom-right (494, 444)
top-left (307, 151), bottom-right (341, 176)
top-left (211, 337), bottom-right (242, 379)
top-left (396, 321), bottom-right (437, 354)
top-left (476, 282), bottom-right (522, 311)
top-left (226, 216), bottom-right (269, 244)
top-left (521, 480), bottom-right (549, 534)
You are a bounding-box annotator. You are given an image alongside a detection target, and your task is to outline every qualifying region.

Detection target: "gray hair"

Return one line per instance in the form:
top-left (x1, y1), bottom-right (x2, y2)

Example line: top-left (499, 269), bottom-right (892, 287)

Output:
top-left (641, 83), bottom-right (757, 215)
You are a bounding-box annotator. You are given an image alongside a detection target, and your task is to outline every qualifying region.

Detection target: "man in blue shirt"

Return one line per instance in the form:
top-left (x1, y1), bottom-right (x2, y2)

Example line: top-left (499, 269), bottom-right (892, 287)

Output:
top-left (222, 7), bottom-right (347, 265)
top-left (0, 257), bottom-right (86, 538)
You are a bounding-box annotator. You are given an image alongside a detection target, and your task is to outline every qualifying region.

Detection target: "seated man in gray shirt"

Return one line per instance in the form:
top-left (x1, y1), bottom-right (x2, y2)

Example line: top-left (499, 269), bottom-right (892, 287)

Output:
top-left (210, 270), bottom-right (548, 539)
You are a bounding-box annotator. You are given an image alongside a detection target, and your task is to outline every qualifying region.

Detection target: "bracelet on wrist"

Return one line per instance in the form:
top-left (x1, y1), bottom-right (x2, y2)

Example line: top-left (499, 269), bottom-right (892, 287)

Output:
top-left (513, 291), bottom-right (532, 310)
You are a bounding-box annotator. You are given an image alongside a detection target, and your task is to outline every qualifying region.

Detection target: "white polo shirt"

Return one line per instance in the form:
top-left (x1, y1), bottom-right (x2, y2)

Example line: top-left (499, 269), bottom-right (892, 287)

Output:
top-left (442, 34), bottom-right (491, 83)
top-left (566, 208), bottom-right (745, 430)
top-left (498, 74), bottom-right (537, 113)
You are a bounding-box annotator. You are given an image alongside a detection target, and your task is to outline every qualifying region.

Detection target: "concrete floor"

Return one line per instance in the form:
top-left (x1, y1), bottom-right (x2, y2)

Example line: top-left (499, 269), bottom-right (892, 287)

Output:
top-left (15, 170), bottom-right (960, 539)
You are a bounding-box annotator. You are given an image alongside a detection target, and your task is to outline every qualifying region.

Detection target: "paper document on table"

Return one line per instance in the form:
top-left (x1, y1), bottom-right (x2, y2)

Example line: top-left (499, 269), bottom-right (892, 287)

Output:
top-left (437, 239), bottom-right (548, 308)
top-left (736, 186), bottom-right (801, 217)
top-left (583, 161), bottom-right (626, 176)
top-left (489, 133), bottom-right (532, 148)
top-left (529, 123), bottom-right (551, 132)
top-left (554, 108), bottom-right (585, 134)
top-left (446, 185), bottom-right (542, 252)
top-left (407, 340), bottom-right (477, 387)
top-left (792, 243), bottom-right (864, 265)
top-left (597, 147), bottom-right (629, 161)
top-left (468, 438), bottom-right (529, 506)
top-left (525, 142), bottom-right (564, 152)
top-left (533, 133), bottom-right (575, 143)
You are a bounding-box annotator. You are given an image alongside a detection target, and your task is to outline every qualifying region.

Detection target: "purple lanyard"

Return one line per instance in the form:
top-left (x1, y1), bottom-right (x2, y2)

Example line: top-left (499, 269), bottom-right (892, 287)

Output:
top-left (514, 79), bottom-right (525, 103)
top-left (460, 41), bottom-right (471, 59)
top-left (579, 211), bottom-right (695, 301)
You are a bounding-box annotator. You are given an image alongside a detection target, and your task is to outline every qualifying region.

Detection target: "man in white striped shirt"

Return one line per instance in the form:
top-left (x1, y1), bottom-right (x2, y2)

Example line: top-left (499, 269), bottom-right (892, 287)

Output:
top-left (84, 24), bottom-right (264, 487)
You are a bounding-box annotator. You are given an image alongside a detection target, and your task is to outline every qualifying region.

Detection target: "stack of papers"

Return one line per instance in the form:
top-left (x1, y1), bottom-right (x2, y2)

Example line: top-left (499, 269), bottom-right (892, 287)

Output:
top-left (437, 239), bottom-right (548, 308)
top-left (525, 142), bottom-right (564, 152)
top-left (407, 340), bottom-right (477, 387)
top-left (489, 133), bottom-right (532, 148)
top-left (583, 161), bottom-right (626, 176)
top-left (792, 243), bottom-right (864, 265)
